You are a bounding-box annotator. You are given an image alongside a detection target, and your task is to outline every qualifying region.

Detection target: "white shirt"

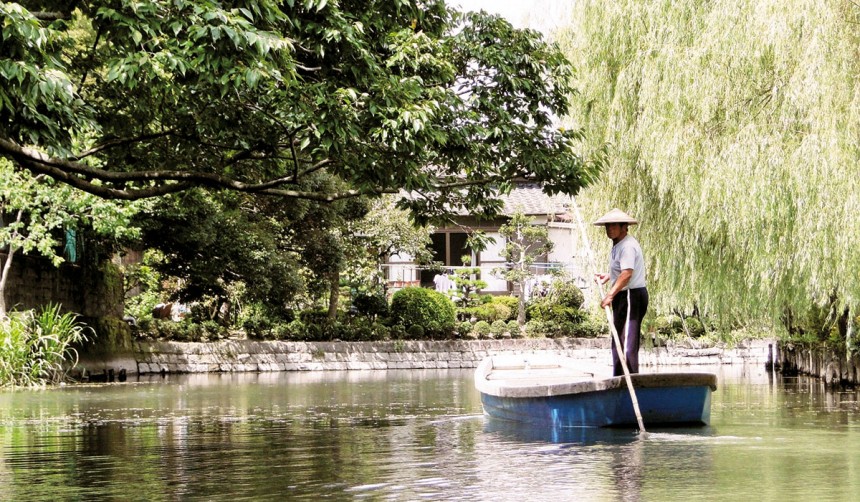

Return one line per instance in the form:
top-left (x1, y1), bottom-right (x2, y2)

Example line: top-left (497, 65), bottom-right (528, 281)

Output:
top-left (609, 235), bottom-right (646, 290)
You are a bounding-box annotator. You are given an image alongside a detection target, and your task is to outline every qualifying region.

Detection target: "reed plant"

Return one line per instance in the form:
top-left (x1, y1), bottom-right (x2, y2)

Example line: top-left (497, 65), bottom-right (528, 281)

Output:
top-left (0, 304), bottom-right (90, 387)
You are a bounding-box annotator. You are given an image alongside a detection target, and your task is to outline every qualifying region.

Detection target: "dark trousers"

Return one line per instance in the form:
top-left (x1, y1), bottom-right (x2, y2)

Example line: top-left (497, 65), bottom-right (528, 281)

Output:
top-left (611, 287), bottom-right (649, 377)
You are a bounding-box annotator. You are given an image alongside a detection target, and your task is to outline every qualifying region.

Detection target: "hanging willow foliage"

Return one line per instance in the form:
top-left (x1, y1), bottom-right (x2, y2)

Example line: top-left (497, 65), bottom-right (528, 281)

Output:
top-left (556, 0), bottom-right (860, 330)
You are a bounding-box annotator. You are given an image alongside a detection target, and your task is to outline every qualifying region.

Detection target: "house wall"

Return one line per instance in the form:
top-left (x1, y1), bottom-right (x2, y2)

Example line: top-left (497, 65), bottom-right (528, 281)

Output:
top-left (383, 214), bottom-right (595, 297)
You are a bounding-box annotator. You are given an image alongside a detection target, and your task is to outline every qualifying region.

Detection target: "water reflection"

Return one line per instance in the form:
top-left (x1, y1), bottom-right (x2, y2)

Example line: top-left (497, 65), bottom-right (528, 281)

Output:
top-left (1, 365), bottom-right (860, 500)
top-left (484, 418), bottom-right (645, 445)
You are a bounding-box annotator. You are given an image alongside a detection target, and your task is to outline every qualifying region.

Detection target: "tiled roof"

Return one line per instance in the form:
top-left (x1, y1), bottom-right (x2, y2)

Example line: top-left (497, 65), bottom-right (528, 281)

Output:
top-left (497, 183), bottom-right (572, 216)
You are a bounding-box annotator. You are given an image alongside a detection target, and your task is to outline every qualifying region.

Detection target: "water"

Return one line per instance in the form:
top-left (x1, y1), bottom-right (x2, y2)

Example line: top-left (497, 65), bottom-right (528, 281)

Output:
top-left (1, 364), bottom-right (859, 501)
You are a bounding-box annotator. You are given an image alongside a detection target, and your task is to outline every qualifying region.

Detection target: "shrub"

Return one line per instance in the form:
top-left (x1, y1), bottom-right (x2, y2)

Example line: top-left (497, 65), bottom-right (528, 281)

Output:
top-left (473, 320), bottom-right (492, 338)
top-left (490, 320), bottom-right (509, 336)
top-left (390, 287), bottom-right (456, 336)
top-left (569, 316), bottom-right (607, 338)
top-left (507, 320), bottom-right (522, 337)
top-left (548, 280), bottom-right (585, 308)
top-left (685, 317), bottom-right (706, 337)
top-left (153, 318), bottom-right (230, 342)
top-left (406, 324), bottom-right (425, 339)
top-left (388, 323), bottom-right (407, 340)
top-left (456, 321), bottom-right (473, 338)
top-left (461, 302), bottom-right (512, 323)
top-left (491, 295), bottom-right (520, 314)
top-left (299, 308), bottom-right (331, 326)
top-left (352, 293), bottom-right (389, 320)
top-left (527, 301), bottom-right (585, 325)
top-left (524, 320), bottom-right (545, 338)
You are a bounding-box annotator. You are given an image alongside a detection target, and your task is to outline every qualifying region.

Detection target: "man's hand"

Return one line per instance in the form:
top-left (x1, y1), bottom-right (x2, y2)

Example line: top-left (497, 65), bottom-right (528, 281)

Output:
top-left (594, 273), bottom-right (609, 285)
top-left (600, 294), bottom-right (613, 309)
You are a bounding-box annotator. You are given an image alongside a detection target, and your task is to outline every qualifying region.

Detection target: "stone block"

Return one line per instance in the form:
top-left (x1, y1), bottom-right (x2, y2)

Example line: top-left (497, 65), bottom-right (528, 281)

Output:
top-left (347, 362), bottom-right (373, 370)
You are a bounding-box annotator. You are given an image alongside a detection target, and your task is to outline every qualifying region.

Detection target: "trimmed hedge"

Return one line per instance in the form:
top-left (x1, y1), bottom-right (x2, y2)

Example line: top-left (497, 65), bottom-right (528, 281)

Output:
top-left (390, 287), bottom-right (456, 337)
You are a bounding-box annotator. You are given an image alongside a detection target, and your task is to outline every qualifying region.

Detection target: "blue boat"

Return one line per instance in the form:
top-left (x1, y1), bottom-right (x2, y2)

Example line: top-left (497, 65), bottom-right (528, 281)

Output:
top-left (475, 355), bottom-right (717, 428)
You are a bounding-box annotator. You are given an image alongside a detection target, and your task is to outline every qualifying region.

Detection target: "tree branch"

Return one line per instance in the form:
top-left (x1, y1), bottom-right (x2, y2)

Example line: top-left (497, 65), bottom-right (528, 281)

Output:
top-left (70, 131), bottom-right (177, 160)
top-left (0, 138), bottom-right (392, 201)
top-left (31, 11), bottom-right (69, 21)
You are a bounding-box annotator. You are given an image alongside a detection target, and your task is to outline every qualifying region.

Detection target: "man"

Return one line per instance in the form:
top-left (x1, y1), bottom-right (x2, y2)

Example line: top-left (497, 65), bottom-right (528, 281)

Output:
top-left (593, 208), bottom-right (648, 377)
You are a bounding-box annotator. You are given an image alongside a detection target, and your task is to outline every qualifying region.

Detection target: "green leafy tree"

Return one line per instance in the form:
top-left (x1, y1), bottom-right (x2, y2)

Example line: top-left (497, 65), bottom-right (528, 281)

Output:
top-left (1, 1), bottom-right (599, 219)
top-left (496, 211), bottom-right (553, 329)
top-left (344, 195), bottom-right (434, 294)
top-left (133, 177), bottom-right (367, 320)
top-left (0, 159), bottom-right (138, 317)
top-left (449, 255), bottom-right (487, 308)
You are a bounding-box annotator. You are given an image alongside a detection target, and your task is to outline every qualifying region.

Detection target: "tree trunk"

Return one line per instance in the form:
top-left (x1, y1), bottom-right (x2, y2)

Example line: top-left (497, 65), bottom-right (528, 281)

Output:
top-left (327, 270), bottom-right (340, 321)
top-left (517, 293), bottom-right (527, 329)
top-left (0, 209), bottom-right (23, 319)
top-left (0, 247), bottom-right (14, 319)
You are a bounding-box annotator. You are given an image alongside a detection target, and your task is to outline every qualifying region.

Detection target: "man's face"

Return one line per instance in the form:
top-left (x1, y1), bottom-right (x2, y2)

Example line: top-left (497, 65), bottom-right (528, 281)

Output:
top-left (604, 222), bottom-right (625, 240)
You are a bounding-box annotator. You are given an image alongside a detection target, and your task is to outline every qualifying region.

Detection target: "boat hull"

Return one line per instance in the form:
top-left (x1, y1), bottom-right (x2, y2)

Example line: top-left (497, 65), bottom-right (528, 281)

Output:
top-left (480, 383), bottom-right (713, 427)
top-left (475, 355), bottom-right (716, 428)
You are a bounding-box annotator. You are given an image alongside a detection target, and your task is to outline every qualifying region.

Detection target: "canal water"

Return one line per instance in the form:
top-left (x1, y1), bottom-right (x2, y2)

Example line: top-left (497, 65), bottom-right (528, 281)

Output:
top-left (1, 363), bottom-right (859, 501)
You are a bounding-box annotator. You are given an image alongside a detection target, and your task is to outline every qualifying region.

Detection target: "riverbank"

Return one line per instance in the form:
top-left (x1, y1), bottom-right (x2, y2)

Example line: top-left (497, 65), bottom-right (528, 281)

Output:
top-left (75, 337), bottom-right (775, 379)
top-left (779, 342), bottom-right (860, 385)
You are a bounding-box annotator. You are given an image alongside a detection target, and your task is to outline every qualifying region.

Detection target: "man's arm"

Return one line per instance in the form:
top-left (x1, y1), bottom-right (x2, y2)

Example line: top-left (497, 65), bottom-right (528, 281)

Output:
top-left (601, 269), bottom-right (632, 308)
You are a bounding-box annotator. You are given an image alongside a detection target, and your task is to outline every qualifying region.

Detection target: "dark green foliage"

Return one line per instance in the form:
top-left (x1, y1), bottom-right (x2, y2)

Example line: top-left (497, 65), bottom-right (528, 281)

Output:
top-left (147, 319), bottom-right (228, 342)
top-left (390, 287), bottom-right (456, 337)
top-left (406, 325), bottom-right (426, 339)
top-left (567, 317), bottom-right (607, 338)
top-left (685, 317), bottom-right (705, 338)
top-left (449, 267), bottom-right (487, 307)
top-left (527, 302), bottom-right (586, 325)
top-left (352, 293), bottom-right (390, 320)
top-left (4, 1), bottom-right (598, 216)
top-left (525, 279), bottom-right (586, 329)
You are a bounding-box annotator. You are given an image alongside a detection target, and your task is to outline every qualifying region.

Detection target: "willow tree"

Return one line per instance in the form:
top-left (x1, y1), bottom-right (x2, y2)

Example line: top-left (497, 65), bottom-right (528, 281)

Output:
top-left (557, 0), bottom-right (860, 334)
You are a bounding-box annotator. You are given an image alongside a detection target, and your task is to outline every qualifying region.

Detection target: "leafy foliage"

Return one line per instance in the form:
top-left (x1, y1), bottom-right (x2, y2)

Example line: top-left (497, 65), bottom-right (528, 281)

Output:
top-left (390, 286), bottom-right (455, 337)
top-left (496, 211), bottom-right (554, 326)
top-left (132, 186), bottom-right (363, 312)
top-left (343, 195), bottom-right (434, 294)
top-left (560, 0), bottom-right (860, 336)
top-left (0, 158), bottom-right (139, 316)
top-left (2, 0), bottom-right (599, 220)
top-left (0, 304), bottom-right (90, 386)
top-left (351, 292), bottom-right (389, 320)
top-left (448, 264), bottom-right (487, 308)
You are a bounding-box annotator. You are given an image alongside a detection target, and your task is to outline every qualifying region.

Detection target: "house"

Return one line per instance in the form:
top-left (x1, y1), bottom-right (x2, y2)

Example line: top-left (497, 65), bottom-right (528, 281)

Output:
top-left (384, 184), bottom-right (593, 297)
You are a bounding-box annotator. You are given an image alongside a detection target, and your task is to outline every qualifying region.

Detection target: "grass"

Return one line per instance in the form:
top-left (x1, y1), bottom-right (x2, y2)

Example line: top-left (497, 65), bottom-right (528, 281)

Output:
top-left (0, 304), bottom-right (91, 387)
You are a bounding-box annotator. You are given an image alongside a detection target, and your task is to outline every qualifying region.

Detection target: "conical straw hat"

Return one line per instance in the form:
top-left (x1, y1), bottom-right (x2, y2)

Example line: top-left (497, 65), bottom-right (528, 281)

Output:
top-left (592, 208), bottom-right (638, 226)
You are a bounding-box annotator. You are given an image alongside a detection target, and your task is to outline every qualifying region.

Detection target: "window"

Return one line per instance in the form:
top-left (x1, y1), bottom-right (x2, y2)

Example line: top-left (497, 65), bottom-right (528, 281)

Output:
top-left (420, 232), bottom-right (475, 286)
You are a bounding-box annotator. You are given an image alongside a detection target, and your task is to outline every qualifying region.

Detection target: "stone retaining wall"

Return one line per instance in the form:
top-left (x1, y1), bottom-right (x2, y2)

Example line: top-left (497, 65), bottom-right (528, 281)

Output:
top-left (78, 337), bottom-right (774, 377)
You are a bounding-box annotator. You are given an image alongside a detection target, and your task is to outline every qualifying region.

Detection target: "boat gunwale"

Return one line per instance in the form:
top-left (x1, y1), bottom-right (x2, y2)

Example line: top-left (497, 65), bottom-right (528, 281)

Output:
top-left (475, 355), bottom-right (717, 399)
